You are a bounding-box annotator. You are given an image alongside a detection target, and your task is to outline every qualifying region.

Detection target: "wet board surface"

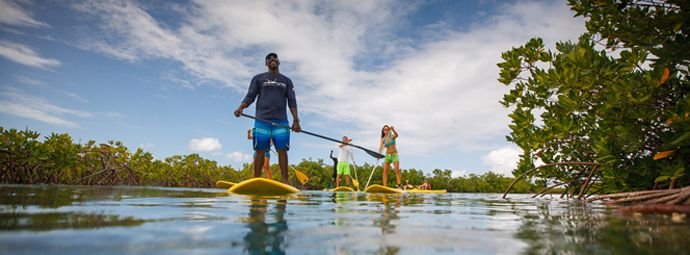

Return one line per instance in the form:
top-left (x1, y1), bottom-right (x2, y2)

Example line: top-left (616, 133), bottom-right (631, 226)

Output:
top-left (215, 180), bottom-right (235, 189)
top-left (228, 178), bottom-right (299, 195)
top-left (364, 184), bottom-right (403, 194)
top-left (405, 189), bottom-right (447, 193)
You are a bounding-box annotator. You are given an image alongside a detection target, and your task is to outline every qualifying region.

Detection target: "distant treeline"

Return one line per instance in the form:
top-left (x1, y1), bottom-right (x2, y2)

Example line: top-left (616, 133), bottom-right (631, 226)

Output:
top-left (0, 127), bottom-right (542, 193)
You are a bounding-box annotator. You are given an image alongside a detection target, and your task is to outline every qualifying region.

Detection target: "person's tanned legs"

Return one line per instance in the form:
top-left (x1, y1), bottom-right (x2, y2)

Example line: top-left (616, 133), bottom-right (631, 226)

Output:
top-left (277, 149), bottom-right (289, 183)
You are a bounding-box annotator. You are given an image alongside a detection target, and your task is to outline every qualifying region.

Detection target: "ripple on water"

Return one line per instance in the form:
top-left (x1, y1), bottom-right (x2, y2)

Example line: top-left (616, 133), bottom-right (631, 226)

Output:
top-left (1, 185), bottom-right (689, 255)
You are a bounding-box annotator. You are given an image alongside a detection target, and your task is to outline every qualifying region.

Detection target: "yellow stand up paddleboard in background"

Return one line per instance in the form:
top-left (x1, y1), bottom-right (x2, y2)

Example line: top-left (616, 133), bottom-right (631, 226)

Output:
top-left (364, 184), bottom-right (403, 194)
top-left (329, 186), bottom-right (355, 192)
top-left (228, 178), bottom-right (299, 195)
top-left (215, 180), bottom-right (236, 189)
top-left (405, 189), bottom-right (447, 193)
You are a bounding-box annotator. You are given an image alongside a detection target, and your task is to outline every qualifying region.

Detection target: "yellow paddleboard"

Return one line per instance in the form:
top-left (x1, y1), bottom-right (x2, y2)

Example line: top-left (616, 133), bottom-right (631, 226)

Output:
top-left (215, 180), bottom-right (236, 189)
top-left (228, 178), bottom-right (299, 195)
top-left (329, 186), bottom-right (355, 192)
top-left (405, 189), bottom-right (447, 193)
top-left (364, 184), bottom-right (403, 194)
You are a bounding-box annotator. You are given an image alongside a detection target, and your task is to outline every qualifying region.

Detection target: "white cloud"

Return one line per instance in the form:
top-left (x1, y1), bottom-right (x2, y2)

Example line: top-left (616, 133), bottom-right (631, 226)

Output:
top-left (71, 0), bottom-right (585, 158)
top-left (451, 170), bottom-right (467, 178)
top-left (15, 76), bottom-right (90, 103)
top-left (225, 151), bottom-right (252, 162)
top-left (482, 146), bottom-right (521, 176)
top-left (0, 0), bottom-right (49, 28)
top-left (0, 88), bottom-right (91, 128)
top-left (59, 90), bottom-right (90, 103)
top-left (70, 0), bottom-right (406, 90)
top-left (0, 101), bottom-right (78, 128)
top-left (138, 143), bottom-right (155, 150)
top-left (0, 40), bottom-right (60, 69)
top-left (15, 75), bottom-right (45, 86)
top-left (188, 137), bottom-right (222, 152)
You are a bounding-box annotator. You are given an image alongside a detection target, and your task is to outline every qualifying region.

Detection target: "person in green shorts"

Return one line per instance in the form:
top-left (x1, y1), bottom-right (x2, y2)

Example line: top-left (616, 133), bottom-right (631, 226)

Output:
top-left (379, 125), bottom-right (400, 187)
top-left (336, 136), bottom-right (355, 188)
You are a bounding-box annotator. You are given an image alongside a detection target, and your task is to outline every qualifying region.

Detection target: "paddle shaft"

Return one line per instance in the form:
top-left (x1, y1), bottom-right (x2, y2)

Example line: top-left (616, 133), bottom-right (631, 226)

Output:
top-left (351, 160), bottom-right (360, 191)
top-left (365, 130), bottom-right (391, 189)
top-left (242, 113), bottom-right (384, 159)
top-left (365, 159), bottom-right (380, 189)
top-left (269, 150), bottom-right (309, 186)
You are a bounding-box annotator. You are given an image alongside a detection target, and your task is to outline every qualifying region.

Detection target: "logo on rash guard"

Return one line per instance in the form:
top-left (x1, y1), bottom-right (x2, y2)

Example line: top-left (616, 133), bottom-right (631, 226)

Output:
top-left (263, 80), bottom-right (286, 88)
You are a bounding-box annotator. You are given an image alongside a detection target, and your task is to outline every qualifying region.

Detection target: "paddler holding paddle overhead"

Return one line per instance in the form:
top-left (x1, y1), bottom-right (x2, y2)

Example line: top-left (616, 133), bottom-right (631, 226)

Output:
top-left (379, 125), bottom-right (401, 187)
top-left (234, 52), bottom-right (301, 184)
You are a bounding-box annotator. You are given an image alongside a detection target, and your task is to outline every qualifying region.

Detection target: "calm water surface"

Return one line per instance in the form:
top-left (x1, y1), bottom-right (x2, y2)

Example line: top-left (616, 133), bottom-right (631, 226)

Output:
top-left (0, 185), bottom-right (688, 255)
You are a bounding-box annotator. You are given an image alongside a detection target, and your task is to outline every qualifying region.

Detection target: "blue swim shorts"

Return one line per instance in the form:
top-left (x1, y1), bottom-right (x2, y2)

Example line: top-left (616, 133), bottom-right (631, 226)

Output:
top-left (253, 118), bottom-right (290, 151)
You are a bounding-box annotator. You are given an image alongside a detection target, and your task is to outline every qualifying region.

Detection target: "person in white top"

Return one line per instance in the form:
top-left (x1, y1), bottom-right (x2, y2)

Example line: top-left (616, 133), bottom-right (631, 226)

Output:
top-left (336, 136), bottom-right (355, 188)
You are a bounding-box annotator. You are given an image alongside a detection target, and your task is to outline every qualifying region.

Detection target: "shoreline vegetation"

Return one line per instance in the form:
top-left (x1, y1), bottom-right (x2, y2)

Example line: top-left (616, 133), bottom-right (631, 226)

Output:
top-left (496, 0), bottom-right (689, 214)
top-left (0, 127), bottom-right (542, 193)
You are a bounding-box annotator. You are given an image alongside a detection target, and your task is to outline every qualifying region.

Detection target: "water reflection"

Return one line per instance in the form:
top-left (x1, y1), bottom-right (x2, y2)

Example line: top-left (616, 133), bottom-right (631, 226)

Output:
top-left (514, 200), bottom-right (690, 254)
top-left (0, 212), bottom-right (144, 231)
top-left (0, 184), bottom-right (223, 210)
top-left (332, 192), bottom-right (358, 228)
top-left (0, 185), bottom-right (224, 232)
top-left (367, 194), bottom-right (401, 234)
top-left (332, 191), bottom-right (357, 203)
top-left (242, 198), bottom-right (288, 255)
top-left (0, 185), bottom-right (688, 254)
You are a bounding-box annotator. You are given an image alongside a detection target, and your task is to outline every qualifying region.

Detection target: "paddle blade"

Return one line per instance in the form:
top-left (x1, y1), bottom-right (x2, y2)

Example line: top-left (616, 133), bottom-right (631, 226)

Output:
top-left (352, 178), bottom-right (359, 188)
top-left (294, 169), bottom-right (309, 184)
top-left (363, 149), bottom-right (385, 159)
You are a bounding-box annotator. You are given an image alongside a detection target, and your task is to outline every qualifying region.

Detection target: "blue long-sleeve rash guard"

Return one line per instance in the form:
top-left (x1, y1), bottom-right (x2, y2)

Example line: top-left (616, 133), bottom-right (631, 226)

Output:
top-left (241, 72), bottom-right (297, 121)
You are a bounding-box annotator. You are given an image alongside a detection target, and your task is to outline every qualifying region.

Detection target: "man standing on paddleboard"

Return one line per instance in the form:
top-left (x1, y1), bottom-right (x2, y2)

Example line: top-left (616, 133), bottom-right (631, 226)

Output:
top-left (234, 52), bottom-right (301, 184)
top-left (335, 136), bottom-right (355, 188)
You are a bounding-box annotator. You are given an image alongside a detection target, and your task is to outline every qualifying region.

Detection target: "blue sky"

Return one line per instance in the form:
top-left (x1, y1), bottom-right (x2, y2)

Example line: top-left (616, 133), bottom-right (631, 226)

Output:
top-left (0, 0), bottom-right (585, 177)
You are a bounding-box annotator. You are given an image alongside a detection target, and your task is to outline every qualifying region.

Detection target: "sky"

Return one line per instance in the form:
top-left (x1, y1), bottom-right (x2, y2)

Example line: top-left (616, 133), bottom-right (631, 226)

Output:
top-left (0, 0), bottom-right (585, 177)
